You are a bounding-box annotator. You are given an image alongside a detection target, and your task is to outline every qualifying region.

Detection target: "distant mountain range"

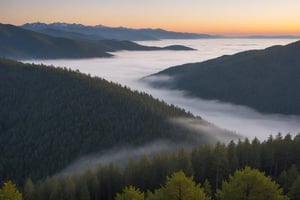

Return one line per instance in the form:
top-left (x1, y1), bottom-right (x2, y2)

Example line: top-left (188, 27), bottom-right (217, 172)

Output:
top-left (0, 23), bottom-right (194, 59)
top-left (21, 22), bottom-right (213, 41)
top-left (0, 24), bottom-right (110, 59)
top-left (146, 40), bottom-right (300, 115)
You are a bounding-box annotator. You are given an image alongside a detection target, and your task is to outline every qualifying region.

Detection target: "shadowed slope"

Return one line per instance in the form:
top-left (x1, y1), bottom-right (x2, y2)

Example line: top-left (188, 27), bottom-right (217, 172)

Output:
top-left (0, 57), bottom-right (235, 184)
top-left (146, 40), bottom-right (300, 115)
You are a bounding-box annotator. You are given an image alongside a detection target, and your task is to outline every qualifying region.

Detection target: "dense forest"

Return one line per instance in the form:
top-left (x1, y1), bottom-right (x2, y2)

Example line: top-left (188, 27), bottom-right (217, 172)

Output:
top-left (0, 57), bottom-right (232, 186)
top-left (0, 24), bottom-right (193, 59)
top-left (147, 40), bottom-right (300, 115)
top-left (2, 134), bottom-right (299, 200)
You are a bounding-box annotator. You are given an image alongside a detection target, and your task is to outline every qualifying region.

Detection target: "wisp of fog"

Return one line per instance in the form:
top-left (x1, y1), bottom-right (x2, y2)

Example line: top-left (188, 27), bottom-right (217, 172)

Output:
top-left (57, 117), bottom-right (240, 177)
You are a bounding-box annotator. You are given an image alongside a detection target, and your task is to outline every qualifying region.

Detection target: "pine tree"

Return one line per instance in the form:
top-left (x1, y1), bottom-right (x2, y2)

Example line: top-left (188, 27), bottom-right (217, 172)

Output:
top-left (216, 166), bottom-right (289, 200)
top-left (115, 186), bottom-right (144, 200)
top-left (148, 171), bottom-right (210, 200)
top-left (23, 178), bottom-right (35, 200)
top-left (289, 176), bottom-right (300, 200)
top-left (0, 180), bottom-right (23, 200)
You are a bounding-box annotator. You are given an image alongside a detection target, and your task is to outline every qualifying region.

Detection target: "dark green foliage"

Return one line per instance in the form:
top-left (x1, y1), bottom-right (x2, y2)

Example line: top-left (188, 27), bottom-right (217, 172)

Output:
top-left (22, 135), bottom-right (300, 200)
top-left (150, 40), bottom-right (300, 115)
top-left (289, 176), bottom-right (300, 200)
top-left (210, 143), bottom-right (229, 190)
top-left (0, 57), bottom-right (197, 185)
top-left (191, 145), bottom-right (212, 184)
top-left (226, 141), bottom-right (238, 173)
top-left (278, 165), bottom-right (299, 194)
top-left (202, 179), bottom-right (212, 198)
top-left (23, 179), bottom-right (35, 200)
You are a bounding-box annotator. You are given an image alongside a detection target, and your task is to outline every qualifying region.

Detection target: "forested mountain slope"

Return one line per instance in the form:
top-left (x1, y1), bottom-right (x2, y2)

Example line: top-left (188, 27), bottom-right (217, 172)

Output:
top-left (0, 57), bottom-right (233, 185)
top-left (20, 134), bottom-right (300, 200)
top-left (147, 40), bottom-right (300, 115)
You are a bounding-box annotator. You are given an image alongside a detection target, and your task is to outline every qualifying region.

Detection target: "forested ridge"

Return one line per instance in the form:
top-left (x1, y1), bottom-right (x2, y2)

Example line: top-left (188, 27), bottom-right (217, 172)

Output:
top-left (148, 40), bottom-right (300, 115)
top-left (7, 134), bottom-right (300, 200)
top-left (0, 57), bottom-right (208, 185)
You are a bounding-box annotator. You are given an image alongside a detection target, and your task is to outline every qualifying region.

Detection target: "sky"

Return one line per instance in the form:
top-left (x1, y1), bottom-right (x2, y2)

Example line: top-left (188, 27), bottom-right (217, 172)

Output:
top-left (1, 0), bottom-right (300, 35)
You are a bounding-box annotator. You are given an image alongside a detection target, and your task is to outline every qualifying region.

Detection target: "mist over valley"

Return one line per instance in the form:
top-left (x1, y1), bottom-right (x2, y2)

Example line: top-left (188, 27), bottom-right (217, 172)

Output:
top-left (2, 0), bottom-right (300, 198)
top-left (27, 38), bottom-right (300, 142)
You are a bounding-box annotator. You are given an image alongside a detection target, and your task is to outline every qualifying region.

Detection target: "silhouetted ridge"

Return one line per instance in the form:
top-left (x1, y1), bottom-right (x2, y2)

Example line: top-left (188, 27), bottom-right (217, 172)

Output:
top-left (0, 23), bottom-right (194, 59)
top-left (147, 40), bottom-right (300, 115)
top-left (0, 23), bottom-right (111, 59)
top-left (21, 22), bottom-right (213, 41)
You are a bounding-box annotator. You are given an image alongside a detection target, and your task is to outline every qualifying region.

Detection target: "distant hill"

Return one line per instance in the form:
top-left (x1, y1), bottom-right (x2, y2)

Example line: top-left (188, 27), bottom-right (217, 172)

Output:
top-left (0, 57), bottom-right (235, 184)
top-left (92, 39), bottom-right (195, 52)
top-left (0, 24), bottom-right (194, 59)
top-left (21, 22), bottom-right (213, 41)
top-left (27, 27), bottom-right (106, 41)
top-left (146, 40), bottom-right (300, 115)
top-left (0, 23), bottom-right (111, 59)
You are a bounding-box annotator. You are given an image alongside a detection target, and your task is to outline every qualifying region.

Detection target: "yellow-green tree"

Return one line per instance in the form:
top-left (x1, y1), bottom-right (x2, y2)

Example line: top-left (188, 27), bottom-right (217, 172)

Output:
top-left (23, 178), bottom-right (35, 200)
top-left (148, 171), bottom-right (210, 200)
top-left (0, 181), bottom-right (23, 200)
top-left (115, 186), bottom-right (144, 200)
top-left (216, 166), bottom-right (289, 200)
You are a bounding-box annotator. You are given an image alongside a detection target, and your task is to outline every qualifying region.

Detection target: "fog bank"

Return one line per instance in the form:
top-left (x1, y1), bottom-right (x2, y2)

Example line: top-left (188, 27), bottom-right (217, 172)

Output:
top-left (25, 38), bottom-right (300, 142)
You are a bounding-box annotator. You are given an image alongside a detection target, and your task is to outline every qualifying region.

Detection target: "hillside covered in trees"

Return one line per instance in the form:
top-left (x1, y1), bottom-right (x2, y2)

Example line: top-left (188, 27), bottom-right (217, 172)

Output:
top-left (15, 134), bottom-right (300, 200)
top-left (0, 24), bottom-right (193, 59)
top-left (0, 57), bottom-right (235, 186)
top-left (146, 40), bottom-right (300, 115)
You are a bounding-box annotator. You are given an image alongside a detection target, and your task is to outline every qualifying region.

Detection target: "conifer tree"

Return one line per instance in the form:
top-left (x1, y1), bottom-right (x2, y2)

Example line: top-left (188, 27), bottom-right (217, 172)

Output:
top-left (0, 181), bottom-right (23, 200)
top-left (148, 171), bottom-right (209, 200)
top-left (115, 186), bottom-right (144, 200)
top-left (216, 167), bottom-right (289, 200)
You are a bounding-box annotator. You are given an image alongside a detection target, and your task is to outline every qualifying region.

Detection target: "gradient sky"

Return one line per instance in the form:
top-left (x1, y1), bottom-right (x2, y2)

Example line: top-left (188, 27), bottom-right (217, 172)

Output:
top-left (1, 0), bottom-right (300, 35)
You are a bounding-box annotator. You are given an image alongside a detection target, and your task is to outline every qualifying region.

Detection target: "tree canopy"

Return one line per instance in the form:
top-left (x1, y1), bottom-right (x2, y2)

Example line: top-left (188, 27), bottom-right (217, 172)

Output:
top-left (115, 186), bottom-right (144, 200)
top-left (0, 181), bottom-right (23, 200)
top-left (148, 171), bottom-right (209, 200)
top-left (0, 57), bottom-right (203, 185)
top-left (216, 166), bottom-right (289, 200)
top-left (17, 134), bottom-right (300, 200)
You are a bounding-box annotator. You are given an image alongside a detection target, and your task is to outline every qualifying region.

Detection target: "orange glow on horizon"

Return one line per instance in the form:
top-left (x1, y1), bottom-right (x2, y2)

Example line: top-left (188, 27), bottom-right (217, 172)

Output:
top-left (1, 0), bottom-right (300, 37)
top-left (53, 18), bottom-right (300, 36)
top-left (152, 26), bottom-right (300, 36)
top-left (4, 17), bottom-right (300, 36)
top-left (0, 8), bottom-right (300, 36)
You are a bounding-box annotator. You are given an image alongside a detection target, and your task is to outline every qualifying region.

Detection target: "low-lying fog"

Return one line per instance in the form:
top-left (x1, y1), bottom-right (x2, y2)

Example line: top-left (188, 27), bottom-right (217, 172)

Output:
top-left (26, 38), bottom-right (300, 141)
top-left (57, 116), bottom-right (239, 176)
